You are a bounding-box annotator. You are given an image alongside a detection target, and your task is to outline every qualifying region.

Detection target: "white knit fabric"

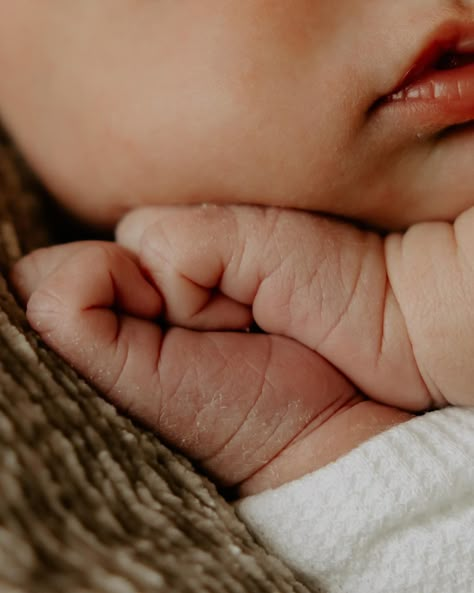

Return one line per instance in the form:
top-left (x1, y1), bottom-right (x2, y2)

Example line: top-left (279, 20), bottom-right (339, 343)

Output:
top-left (237, 408), bottom-right (474, 593)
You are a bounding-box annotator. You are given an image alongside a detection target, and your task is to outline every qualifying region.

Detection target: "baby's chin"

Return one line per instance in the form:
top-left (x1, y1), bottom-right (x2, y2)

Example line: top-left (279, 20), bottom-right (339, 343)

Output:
top-left (49, 157), bottom-right (474, 233)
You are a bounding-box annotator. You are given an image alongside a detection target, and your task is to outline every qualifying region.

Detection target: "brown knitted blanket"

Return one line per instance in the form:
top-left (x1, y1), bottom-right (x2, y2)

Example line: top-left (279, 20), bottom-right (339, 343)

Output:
top-left (0, 132), bottom-right (312, 593)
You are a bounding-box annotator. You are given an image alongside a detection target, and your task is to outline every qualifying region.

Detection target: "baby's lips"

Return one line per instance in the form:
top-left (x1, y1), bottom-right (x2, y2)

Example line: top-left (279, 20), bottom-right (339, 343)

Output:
top-left (387, 63), bottom-right (474, 116)
top-left (381, 22), bottom-right (474, 130)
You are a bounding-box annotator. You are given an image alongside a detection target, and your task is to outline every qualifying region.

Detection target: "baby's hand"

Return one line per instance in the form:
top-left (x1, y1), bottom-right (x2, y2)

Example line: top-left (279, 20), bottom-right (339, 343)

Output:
top-left (12, 239), bottom-right (409, 495)
top-left (116, 204), bottom-right (474, 411)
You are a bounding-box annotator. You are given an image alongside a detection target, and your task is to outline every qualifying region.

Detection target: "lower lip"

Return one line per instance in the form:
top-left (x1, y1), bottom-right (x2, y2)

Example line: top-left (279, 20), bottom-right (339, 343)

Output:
top-left (382, 63), bottom-right (474, 130)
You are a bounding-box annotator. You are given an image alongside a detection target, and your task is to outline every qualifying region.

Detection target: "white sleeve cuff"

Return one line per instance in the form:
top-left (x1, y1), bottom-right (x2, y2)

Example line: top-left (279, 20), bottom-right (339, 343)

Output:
top-left (236, 407), bottom-right (474, 593)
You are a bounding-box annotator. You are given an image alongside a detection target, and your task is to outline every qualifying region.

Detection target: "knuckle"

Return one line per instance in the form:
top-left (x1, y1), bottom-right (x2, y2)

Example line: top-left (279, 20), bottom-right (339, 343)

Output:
top-left (140, 223), bottom-right (174, 274)
top-left (140, 222), bottom-right (167, 257)
top-left (81, 242), bottom-right (114, 263)
top-left (103, 341), bottom-right (129, 400)
top-left (116, 207), bottom-right (155, 236)
top-left (79, 242), bottom-right (129, 277)
top-left (16, 247), bottom-right (50, 282)
top-left (26, 286), bottom-right (68, 334)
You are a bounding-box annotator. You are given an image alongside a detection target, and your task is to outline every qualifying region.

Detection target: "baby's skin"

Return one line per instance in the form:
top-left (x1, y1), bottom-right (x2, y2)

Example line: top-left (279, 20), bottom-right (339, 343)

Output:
top-left (4, 0), bottom-right (474, 497)
top-left (1, 1), bottom-right (474, 229)
top-left (12, 204), bottom-right (474, 496)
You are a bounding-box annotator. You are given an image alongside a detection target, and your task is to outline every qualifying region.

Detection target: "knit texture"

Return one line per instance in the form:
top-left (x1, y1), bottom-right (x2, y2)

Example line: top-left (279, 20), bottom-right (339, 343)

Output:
top-left (238, 407), bottom-right (474, 593)
top-left (0, 130), bottom-right (310, 593)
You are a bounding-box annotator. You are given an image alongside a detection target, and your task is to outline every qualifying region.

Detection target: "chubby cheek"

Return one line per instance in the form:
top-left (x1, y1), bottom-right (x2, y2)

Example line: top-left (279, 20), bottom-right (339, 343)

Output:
top-left (0, 3), bottom-right (268, 226)
top-left (0, 0), bottom-right (352, 227)
top-left (97, 27), bottom-right (350, 224)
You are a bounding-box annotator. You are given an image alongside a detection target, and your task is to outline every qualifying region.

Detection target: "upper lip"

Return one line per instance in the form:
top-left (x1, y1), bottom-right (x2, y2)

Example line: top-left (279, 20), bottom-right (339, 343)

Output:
top-left (386, 20), bottom-right (474, 99)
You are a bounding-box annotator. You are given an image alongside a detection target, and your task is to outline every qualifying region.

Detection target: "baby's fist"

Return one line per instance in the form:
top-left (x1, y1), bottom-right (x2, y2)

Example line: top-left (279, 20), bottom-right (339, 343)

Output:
top-left (13, 239), bottom-right (396, 495)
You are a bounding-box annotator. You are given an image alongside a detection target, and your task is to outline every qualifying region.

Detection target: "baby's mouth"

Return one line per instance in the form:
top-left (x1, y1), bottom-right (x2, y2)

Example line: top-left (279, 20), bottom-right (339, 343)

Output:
top-left (379, 25), bottom-right (474, 131)
top-left (387, 43), bottom-right (474, 103)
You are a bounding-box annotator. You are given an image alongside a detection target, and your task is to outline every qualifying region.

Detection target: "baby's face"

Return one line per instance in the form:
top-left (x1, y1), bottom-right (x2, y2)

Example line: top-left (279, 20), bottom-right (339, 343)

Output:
top-left (1, 1), bottom-right (473, 228)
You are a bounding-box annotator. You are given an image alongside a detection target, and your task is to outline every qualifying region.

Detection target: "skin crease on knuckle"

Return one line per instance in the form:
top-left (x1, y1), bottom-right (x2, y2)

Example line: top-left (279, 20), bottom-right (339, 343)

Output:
top-left (26, 287), bottom-right (68, 339)
top-left (15, 248), bottom-right (83, 338)
top-left (0, 1), bottom-right (473, 229)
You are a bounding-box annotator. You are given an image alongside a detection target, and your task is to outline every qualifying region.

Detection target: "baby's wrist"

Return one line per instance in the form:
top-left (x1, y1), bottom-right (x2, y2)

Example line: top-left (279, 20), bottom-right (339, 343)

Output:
top-left (239, 400), bottom-right (412, 497)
